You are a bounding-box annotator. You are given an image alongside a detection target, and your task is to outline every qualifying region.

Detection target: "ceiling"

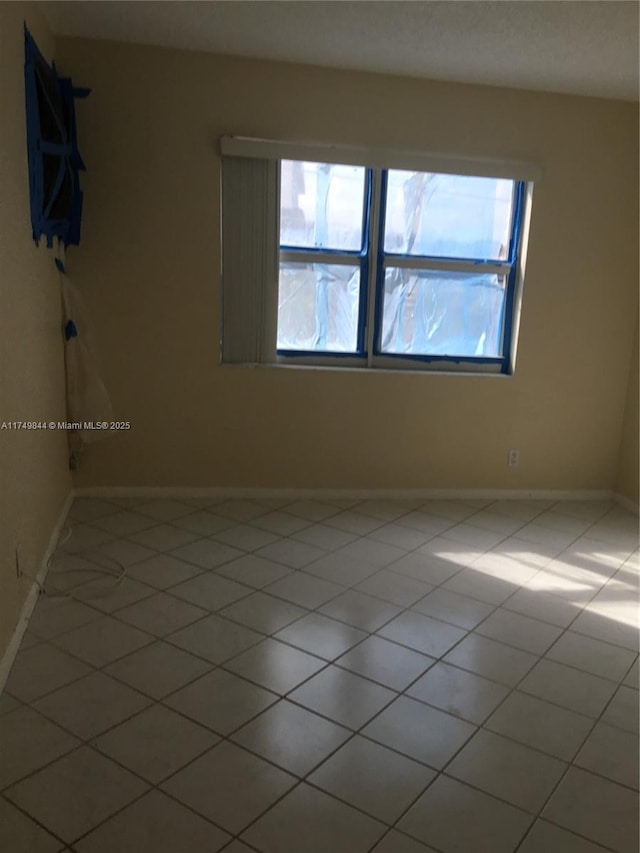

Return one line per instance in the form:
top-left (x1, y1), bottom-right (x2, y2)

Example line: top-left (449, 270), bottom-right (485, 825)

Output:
top-left (41, 1), bottom-right (639, 102)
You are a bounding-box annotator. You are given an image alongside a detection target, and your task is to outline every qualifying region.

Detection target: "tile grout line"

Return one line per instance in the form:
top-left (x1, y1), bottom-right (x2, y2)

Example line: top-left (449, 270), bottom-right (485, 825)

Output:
top-left (3, 496), bottom-right (636, 852)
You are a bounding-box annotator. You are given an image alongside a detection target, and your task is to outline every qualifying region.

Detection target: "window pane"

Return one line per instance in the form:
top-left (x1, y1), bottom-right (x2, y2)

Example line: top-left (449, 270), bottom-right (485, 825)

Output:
top-left (380, 267), bottom-right (507, 358)
top-left (277, 262), bottom-right (360, 352)
top-left (384, 171), bottom-right (514, 260)
top-left (280, 161), bottom-right (365, 251)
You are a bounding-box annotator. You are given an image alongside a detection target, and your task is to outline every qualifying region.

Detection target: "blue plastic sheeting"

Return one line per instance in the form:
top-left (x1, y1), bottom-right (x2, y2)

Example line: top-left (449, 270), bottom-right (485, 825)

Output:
top-left (277, 262), bottom-right (361, 352)
top-left (276, 159), bottom-right (523, 365)
top-left (24, 25), bottom-right (89, 247)
top-left (380, 269), bottom-right (507, 358)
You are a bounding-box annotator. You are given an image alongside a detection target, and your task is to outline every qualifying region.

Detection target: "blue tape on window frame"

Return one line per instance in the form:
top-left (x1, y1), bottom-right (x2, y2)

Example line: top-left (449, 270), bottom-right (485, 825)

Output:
top-left (24, 25), bottom-right (90, 248)
top-left (277, 168), bottom-right (373, 357)
top-left (276, 163), bottom-right (528, 371)
top-left (499, 181), bottom-right (526, 374)
top-left (372, 168), bottom-right (390, 358)
top-left (372, 174), bottom-right (527, 372)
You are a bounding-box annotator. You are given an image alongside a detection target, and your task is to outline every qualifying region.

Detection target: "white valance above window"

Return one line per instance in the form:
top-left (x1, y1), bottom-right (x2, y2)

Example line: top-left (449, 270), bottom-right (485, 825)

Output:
top-left (220, 136), bottom-right (542, 183)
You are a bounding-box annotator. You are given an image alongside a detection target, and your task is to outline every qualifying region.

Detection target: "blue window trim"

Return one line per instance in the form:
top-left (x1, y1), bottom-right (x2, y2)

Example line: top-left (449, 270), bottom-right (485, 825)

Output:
top-left (372, 178), bottom-right (526, 372)
top-left (357, 168), bottom-right (373, 353)
top-left (372, 167), bottom-right (390, 364)
top-left (499, 181), bottom-right (526, 374)
top-left (278, 168), bottom-right (372, 356)
top-left (277, 350), bottom-right (368, 360)
top-left (277, 164), bottom-right (527, 373)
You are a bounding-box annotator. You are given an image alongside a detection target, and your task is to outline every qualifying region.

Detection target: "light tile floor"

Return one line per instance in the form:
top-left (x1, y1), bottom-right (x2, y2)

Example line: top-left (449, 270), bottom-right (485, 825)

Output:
top-left (1, 496), bottom-right (638, 853)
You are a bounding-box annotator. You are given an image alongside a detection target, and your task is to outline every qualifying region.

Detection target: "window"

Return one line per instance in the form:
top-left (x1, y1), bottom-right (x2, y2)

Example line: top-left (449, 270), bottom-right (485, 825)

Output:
top-left (220, 138), bottom-right (536, 374)
top-left (278, 162), bottom-right (367, 354)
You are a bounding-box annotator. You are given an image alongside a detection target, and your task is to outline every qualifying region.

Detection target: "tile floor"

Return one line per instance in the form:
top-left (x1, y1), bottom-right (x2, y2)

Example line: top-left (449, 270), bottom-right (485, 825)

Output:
top-left (1, 495), bottom-right (638, 853)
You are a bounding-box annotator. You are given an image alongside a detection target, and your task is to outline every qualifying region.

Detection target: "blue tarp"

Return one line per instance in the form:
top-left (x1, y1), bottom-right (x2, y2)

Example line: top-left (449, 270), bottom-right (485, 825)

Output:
top-left (24, 25), bottom-right (89, 247)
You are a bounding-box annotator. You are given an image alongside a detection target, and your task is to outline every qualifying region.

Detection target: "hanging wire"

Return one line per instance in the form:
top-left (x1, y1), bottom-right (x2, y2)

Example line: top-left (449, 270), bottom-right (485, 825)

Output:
top-left (19, 522), bottom-right (129, 601)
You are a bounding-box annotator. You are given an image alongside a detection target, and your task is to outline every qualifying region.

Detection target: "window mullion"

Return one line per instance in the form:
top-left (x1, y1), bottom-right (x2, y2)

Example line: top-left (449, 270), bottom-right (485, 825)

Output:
top-left (365, 168), bottom-right (383, 366)
top-left (279, 249), bottom-right (359, 265)
top-left (383, 256), bottom-right (512, 276)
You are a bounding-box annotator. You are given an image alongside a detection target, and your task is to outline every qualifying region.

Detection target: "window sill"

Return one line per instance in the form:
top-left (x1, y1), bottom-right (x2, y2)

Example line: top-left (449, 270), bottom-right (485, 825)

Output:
top-left (219, 361), bottom-right (514, 379)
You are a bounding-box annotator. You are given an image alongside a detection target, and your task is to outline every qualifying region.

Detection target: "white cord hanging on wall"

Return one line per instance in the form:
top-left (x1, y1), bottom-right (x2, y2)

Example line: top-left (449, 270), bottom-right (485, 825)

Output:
top-left (57, 242), bottom-right (113, 466)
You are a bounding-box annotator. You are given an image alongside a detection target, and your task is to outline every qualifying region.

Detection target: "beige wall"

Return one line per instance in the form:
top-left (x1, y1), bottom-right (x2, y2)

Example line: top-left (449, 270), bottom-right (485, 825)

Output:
top-left (0, 5), bottom-right (71, 655)
top-left (616, 320), bottom-right (639, 504)
top-left (54, 37), bottom-right (638, 491)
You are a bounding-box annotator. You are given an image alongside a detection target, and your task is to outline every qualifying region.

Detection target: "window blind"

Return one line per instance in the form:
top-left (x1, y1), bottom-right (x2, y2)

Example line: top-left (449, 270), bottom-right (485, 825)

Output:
top-left (220, 156), bottom-right (279, 363)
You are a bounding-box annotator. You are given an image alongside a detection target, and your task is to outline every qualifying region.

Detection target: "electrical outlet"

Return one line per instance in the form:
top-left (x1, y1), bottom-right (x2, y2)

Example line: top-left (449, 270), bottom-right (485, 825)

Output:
top-left (15, 544), bottom-right (22, 578)
top-left (508, 449), bottom-right (520, 467)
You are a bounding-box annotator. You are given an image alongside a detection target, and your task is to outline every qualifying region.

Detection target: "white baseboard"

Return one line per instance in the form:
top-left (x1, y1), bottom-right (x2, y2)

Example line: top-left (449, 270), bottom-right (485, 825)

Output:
top-left (614, 492), bottom-right (640, 515)
top-left (75, 485), bottom-right (614, 502)
top-left (0, 490), bottom-right (74, 696)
